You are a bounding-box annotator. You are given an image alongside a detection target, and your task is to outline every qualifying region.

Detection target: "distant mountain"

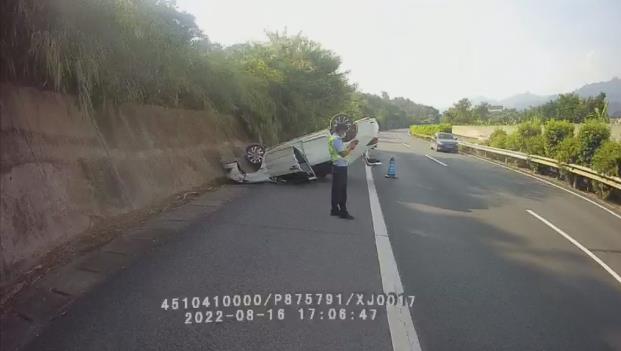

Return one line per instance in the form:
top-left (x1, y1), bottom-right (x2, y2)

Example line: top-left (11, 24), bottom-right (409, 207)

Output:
top-left (574, 77), bottom-right (621, 116)
top-left (466, 92), bottom-right (556, 111)
top-left (469, 77), bottom-right (621, 116)
top-left (499, 92), bottom-right (555, 110)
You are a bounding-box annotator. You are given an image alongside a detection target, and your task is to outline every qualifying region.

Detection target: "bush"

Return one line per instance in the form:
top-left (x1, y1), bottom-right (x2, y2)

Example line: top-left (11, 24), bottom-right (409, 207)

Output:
top-left (555, 137), bottom-right (581, 186)
top-left (438, 123), bottom-right (453, 133)
top-left (543, 120), bottom-right (574, 157)
top-left (505, 133), bottom-right (521, 151)
top-left (409, 123), bottom-right (452, 136)
top-left (516, 120), bottom-right (542, 139)
top-left (592, 141), bottom-right (621, 177)
top-left (488, 129), bottom-right (508, 148)
top-left (525, 135), bottom-right (545, 155)
top-left (503, 120), bottom-right (542, 152)
top-left (591, 140), bottom-right (621, 199)
top-left (576, 120), bottom-right (610, 165)
top-left (555, 137), bottom-right (580, 164)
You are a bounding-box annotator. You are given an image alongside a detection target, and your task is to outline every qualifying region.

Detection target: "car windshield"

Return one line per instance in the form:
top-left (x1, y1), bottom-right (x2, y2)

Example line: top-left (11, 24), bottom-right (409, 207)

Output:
top-left (437, 133), bottom-right (454, 140)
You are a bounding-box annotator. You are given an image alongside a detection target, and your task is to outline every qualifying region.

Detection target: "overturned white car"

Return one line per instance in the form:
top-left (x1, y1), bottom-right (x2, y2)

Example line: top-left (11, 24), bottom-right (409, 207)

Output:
top-left (224, 115), bottom-right (380, 183)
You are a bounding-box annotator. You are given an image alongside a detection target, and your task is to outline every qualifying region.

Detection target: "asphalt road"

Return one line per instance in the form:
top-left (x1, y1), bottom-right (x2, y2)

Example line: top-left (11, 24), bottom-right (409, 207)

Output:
top-left (23, 130), bottom-right (621, 351)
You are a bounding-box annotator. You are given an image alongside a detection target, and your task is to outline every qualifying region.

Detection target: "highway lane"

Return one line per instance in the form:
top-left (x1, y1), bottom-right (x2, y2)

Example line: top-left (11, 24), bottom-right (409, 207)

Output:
top-left (24, 162), bottom-right (393, 351)
top-left (21, 129), bottom-right (621, 351)
top-left (374, 130), bottom-right (621, 351)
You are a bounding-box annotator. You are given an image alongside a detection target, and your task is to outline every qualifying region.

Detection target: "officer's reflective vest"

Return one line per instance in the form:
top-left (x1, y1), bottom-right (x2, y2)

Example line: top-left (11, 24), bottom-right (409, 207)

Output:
top-left (328, 135), bottom-right (344, 163)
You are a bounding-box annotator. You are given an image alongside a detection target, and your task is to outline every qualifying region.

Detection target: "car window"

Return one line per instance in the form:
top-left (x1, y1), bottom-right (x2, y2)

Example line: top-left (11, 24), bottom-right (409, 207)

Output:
top-left (437, 133), bottom-right (453, 140)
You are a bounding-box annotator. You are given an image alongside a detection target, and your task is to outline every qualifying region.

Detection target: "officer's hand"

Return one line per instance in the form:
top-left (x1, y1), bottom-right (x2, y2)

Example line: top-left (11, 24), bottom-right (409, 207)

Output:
top-left (348, 140), bottom-right (359, 150)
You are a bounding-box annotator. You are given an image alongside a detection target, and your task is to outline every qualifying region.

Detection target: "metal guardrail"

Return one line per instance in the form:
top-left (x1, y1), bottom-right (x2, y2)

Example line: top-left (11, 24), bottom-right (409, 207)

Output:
top-left (459, 141), bottom-right (529, 160)
top-left (459, 141), bottom-right (621, 190)
top-left (409, 131), bottom-right (621, 190)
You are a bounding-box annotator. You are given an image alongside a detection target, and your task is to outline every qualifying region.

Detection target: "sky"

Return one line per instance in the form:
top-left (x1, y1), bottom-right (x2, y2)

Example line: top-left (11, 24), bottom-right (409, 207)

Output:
top-left (175, 0), bottom-right (621, 109)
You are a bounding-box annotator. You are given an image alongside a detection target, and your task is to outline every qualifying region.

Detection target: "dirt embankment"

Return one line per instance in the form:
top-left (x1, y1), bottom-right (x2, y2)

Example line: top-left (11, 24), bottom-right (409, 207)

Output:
top-left (0, 83), bottom-right (248, 287)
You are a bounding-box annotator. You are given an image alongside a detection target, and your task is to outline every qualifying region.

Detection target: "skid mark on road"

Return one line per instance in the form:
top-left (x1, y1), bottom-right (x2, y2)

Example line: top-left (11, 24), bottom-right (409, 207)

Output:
top-left (527, 210), bottom-right (621, 287)
top-left (366, 166), bottom-right (422, 351)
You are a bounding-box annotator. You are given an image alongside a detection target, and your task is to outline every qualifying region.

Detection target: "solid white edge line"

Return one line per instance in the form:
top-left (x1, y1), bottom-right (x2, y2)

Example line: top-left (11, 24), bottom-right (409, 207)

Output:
top-left (402, 143), bottom-right (412, 148)
top-left (526, 210), bottom-right (621, 286)
top-left (365, 165), bottom-right (422, 351)
top-left (466, 153), bottom-right (621, 221)
top-left (424, 154), bottom-right (447, 167)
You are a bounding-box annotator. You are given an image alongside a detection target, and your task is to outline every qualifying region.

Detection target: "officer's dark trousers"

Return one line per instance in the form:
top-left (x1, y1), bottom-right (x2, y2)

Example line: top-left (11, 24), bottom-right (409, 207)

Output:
top-left (331, 166), bottom-right (348, 214)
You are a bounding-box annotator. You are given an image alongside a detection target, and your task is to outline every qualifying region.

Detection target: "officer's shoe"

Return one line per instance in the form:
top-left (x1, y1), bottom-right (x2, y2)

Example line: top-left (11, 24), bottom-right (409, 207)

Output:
top-left (330, 210), bottom-right (340, 216)
top-left (339, 212), bottom-right (355, 220)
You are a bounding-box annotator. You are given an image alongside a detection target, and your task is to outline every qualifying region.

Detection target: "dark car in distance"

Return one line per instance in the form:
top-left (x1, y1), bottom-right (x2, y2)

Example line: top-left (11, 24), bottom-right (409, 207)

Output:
top-left (430, 132), bottom-right (458, 153)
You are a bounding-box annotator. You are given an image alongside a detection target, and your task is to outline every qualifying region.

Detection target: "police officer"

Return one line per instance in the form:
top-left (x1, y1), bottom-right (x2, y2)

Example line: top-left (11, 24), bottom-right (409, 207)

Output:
top-left (328, 124), bottom-right (358, 219)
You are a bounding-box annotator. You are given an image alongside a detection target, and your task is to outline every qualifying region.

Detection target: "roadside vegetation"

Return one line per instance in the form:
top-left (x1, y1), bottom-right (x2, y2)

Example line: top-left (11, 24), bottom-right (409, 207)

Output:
top-left (485, 117), bottom-right (621, 198)
top-left (410, 116), bottom-right (620, 199)
top-left (487, 119), bottom-right (618, 168)
top-left (428, 83), bottom-right (619, 199)
top-left (409, 124), bottom-right (452, 136)
top-left (1, 0), bottom-right (437, 145)
top-left (441, 94), bottom-right (609, 125)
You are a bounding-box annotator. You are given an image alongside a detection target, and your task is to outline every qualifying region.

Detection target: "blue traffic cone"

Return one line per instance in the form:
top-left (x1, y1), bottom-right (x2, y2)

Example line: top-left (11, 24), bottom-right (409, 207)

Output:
top-left (385, 157), bottom-right (397, 178)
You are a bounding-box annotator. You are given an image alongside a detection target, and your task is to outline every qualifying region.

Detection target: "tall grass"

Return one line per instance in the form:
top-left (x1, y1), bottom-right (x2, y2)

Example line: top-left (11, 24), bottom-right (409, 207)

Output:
top-left (0, 0), bottom-right (353, 145)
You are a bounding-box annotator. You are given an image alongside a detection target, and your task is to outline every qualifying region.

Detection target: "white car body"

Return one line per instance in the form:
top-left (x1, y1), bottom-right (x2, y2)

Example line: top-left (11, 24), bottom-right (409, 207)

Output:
top-left (224, 117), bottom-right (380, 183)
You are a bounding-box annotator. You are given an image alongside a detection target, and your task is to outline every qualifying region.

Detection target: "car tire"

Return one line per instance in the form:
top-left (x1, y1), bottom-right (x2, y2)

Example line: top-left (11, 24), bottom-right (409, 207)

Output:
top-left (329, 113), bottom-right (357, 142)
top-left (245, 143), bottom-right (266, 167)
top-left (330, 113), bottom-right (353, 132)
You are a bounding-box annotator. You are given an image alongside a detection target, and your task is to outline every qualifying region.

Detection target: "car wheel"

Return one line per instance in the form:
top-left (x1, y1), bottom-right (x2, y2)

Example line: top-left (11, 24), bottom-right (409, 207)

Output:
top-left (330, 113), bottom-right (357, 141)
top-left (245, 144), bottom-right (266, 167)
top-left (330, 113), bottom-right (353, 131)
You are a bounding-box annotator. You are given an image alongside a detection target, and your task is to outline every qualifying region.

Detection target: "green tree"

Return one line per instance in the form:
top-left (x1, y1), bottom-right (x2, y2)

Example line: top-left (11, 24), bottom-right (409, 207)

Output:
top-left (587, 99), bottom-right (609, 122)
top-left (472, 102), bottom-right (491, 124)
top-left (355, 93), bottom-right (439, 130)
top-left (557, 93), bottom-right (582, 123)
top-left (443, 98), bottom-right (473, 124)
top-left (583, 92), bottom-right (607, 121)
top-left (227, 31), bottom-right (353, 143)
top-left (0, 0), bottom-right (360, 144)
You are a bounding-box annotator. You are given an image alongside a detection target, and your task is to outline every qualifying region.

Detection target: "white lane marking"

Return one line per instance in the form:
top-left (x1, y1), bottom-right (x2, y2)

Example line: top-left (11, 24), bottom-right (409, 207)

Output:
top-left (526, 210), bottom-right (621, 286)
top-left (467, 153), bottom-right (621, 220)
top-left (365, 166), bottom-right (422, 351)
top-left (402, 143), bottom-right (411, 148)
top-left (424, 154), bottom-right (447, 167)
